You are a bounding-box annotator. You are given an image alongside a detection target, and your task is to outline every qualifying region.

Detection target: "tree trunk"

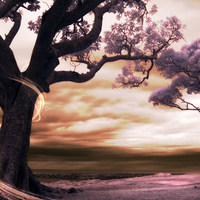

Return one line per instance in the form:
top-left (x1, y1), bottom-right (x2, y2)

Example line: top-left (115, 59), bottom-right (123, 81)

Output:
top-left (0, 84), bottom-right (42, 193)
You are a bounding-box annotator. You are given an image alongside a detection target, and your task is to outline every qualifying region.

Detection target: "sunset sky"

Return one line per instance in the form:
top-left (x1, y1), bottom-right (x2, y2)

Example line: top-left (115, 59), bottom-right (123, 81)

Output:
top-left (1, 0), bottom-right (200, 172)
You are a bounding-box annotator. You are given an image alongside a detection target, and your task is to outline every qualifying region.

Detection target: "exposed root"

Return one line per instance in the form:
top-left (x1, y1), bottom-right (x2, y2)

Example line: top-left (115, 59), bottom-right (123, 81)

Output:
top-left (0, 159), bottom-right (43, 195)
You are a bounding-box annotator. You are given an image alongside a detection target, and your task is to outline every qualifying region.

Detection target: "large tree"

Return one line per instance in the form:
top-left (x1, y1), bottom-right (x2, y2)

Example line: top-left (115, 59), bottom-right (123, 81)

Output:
top-left (0, 0), bottom-right (184, 195)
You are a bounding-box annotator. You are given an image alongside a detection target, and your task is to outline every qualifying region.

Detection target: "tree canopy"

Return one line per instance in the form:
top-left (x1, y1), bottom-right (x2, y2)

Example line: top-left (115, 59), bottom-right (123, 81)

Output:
top-left (149, 38), bottom-right (200, 112)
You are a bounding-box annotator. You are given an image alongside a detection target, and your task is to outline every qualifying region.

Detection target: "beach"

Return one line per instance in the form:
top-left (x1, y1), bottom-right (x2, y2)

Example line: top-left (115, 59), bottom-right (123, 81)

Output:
top-left (43, 173), bottom-right (200, 200)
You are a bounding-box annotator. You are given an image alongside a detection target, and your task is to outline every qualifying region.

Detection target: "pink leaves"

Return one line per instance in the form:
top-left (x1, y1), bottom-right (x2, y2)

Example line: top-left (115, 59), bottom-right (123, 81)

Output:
top-left (149, 86), bottom-right (182, 107)
top-left (155, 49), bottom-right (188, 79)
top-left (144, 16), bottom-right (184, 54)
top-left (113, 63), bottom-right (149, 89)
top-left (104, 12), bottom-right (184, 57)
top-left (149, 4), bottom-right (157, 15)
top-left (104, 19), bottom-right (144, 55)
top-left (110, 6), bottom-right (187, 110)
top-left (103, 1), bottom-right (158, 56)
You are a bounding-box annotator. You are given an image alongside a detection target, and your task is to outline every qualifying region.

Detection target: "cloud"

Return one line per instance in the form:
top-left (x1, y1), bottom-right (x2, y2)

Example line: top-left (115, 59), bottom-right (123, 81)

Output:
top-left (31, 107), bottom-right (152, 148)
top-left (32, 63), bottom-right (200, 150)
top-left (30, 56), bottom-right (200, 156)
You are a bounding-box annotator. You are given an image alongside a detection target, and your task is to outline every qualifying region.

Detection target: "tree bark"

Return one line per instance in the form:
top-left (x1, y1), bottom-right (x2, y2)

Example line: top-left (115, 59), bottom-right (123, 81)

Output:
top-left (0, 84), bottom-right (42, 193)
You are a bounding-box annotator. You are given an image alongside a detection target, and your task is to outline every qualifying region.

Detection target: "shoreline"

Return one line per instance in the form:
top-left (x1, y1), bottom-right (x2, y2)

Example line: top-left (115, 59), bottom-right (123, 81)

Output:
top-left (1, 173), bottom-right (200, 199)
top-left (43, 173), bottom-right (200, 200)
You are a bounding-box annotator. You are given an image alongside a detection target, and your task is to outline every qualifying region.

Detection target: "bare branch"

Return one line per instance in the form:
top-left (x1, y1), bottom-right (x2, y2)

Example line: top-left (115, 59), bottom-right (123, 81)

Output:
top-left (132, 59), bottom-right (154, 88)
top-left (178, 97), bottom-right (200, 112)
top-left (162, 98), bottom-right (200, 113)
top-left (163, 101), bottom-right (183, 110)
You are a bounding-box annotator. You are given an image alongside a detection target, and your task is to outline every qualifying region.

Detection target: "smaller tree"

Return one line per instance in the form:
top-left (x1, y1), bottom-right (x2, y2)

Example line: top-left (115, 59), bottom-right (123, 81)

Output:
top-left (149, 38), bottom-right (200, 112)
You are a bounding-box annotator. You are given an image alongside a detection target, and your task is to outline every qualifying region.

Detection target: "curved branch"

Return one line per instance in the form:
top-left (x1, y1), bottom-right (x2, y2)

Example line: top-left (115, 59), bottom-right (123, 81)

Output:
top-left (31, 0), bottom-right (73, 55)
top-left (5, 12), bottom-right (21, 46)
top-left (171, 59), bottom-right (200, 85)
top-left (0, 36), bottom-right (20, 76)
top-left (102, 54), bottom-right (156, 64)
top-left (52, 1), bottom-right (119, 58)
top-left (46, 71), bottom-right (94, 85)
top-left (0, 0), bottom-right (33, 18)
top-left (45, 55), bottom-right (108, 86)
top-left (178, 97), bottom-right (200, 112)
top-left (131, 59), bottom-right (154, 88)
top-left (52, 10), bottom-right (103, 57)
top-left (55, 0), bottom-right (145, 32)
top-left (45, 54), bottom-right (157, 89)
top-left (55, 0), bottom-right (105, 32)
top-left (162, 101), bottom-right (183, 110)
top-left (26, 0), bottom-right (73, 83)
top-left (160, 98), bottom-right (200, 112)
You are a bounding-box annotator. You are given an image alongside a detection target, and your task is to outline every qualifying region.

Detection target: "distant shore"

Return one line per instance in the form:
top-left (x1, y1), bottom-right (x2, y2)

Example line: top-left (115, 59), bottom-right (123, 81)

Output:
top-left (34, 172), bottom-right (156, 182)
top-left (33, 171), bottom-right (186, 186)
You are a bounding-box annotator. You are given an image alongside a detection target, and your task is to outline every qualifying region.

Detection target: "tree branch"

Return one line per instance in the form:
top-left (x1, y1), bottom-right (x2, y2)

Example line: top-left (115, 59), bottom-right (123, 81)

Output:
top-left (52, 8), bottom-right (104, 57)
top-left (5, 12), bottom-right (21, 46)
top-left (0, 36), bottom-right (20, 76)
top-left (52, 0), bottom-right (120, 58)
top-left (131, 59), bottom-right (154, 88)
top-left (178, 97), bottom-right (200, 112)
top-left (55, 0), bottom-right (144, 32)
top-left (31, 0), bottom-right (73, 55)
top-left (55, 0), bottom-right (105, 32)
top-left (0, 85), bottom-right (5, 111)
top-left (45, 54), bottom-right (157, 91)
top-left (26, 0), bottom-right (73, 83)
top-left (0, 0), bottom-right (33, 18)
top-left (45, 55), bottom-right (107, 87)
top-left (171, 59), bottom-right (200, 85)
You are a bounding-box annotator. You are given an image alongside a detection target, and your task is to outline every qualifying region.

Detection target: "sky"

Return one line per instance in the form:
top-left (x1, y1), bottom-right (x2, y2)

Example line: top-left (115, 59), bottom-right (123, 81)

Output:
top-left (2, 0), bottom-right (200, 172)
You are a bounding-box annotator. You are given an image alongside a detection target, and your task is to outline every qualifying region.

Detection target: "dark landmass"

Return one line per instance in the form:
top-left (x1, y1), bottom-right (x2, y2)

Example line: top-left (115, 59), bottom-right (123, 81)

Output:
top-left (34, 172), bottom-right (185, 183)
top-left (34, 172), bottom-right (154, 181)
top-left (28, 146), bottom-right (200, 173)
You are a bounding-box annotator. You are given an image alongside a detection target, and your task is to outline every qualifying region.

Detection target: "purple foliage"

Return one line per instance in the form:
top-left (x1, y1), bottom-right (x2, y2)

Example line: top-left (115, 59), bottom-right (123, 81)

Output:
top-left (149, 38), bottom-right (200, 111)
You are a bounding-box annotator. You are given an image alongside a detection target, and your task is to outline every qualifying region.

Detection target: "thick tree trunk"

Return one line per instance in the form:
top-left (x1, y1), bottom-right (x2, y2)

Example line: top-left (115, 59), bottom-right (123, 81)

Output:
top-left (0, 85), bottom-right (42, 193)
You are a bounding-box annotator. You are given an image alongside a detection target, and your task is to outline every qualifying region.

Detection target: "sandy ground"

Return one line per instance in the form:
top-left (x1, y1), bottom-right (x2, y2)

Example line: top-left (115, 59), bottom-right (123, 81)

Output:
top-left (45, 173), bottom-right (200, 200)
